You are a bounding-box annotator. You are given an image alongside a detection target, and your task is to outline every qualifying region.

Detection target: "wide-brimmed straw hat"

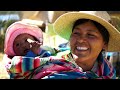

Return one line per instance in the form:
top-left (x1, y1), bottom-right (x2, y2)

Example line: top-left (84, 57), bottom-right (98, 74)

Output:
top-left (4, 21), bottom-right (43, 56)
top-left (53, 11), bottom-right (120, 52)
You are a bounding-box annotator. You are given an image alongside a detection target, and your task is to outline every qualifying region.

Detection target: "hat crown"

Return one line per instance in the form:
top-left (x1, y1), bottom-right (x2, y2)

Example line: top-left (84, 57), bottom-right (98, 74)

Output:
top-left (79, 11), bottom-right (111, 22)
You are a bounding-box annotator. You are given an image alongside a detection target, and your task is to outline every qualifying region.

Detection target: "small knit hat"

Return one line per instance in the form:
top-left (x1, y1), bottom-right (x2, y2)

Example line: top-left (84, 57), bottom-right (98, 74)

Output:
top-left (4, 21), bottom-right (43, 56)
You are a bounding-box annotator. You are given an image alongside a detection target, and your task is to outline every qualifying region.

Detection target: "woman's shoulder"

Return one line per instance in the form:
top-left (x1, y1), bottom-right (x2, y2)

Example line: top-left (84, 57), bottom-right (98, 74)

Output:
top-left (56, 50), bottom-right (70, 58)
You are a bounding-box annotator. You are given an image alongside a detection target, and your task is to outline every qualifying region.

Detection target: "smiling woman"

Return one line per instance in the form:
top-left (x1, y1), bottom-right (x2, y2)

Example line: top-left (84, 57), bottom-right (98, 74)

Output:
top-left (51, 11), bottom-right (120, 79)
top-left (69, 19), bottom-right (109, 71)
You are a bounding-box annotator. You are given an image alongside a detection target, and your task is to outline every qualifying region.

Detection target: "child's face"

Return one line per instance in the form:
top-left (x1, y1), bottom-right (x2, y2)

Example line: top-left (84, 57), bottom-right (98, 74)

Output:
top-left (13, 33), bottom-right (36, 56)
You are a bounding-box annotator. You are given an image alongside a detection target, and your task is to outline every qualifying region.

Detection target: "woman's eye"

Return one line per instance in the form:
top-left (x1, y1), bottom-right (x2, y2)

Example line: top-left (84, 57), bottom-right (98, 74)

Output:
top-left (88, 34), bottom-right (95, 37)
top-left (73, 32), bottom-right (80, 35)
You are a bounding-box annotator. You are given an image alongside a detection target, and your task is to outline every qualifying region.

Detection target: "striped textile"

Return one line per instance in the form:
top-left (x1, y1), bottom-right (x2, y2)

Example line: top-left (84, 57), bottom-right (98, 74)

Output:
top-left (26, 53), bottom-right (116, 79)
top-left (4, 52), bottom-right (116, 79)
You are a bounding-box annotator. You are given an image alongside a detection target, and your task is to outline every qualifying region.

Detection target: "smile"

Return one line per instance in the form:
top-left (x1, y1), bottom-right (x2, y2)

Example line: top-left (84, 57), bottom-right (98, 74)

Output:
top-left (76, 47), bottom-right (88, 51)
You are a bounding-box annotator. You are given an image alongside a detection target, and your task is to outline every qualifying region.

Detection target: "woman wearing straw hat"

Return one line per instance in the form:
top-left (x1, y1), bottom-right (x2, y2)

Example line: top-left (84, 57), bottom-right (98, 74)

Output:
top-left (51, 11), bottom-right (120, 79)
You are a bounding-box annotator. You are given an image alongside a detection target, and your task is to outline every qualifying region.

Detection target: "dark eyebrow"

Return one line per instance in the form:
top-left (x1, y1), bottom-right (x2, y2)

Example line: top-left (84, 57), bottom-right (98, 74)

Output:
top-left (87, 29), bottom-right (99, 33)
top-left (74, 28), bottom-right (99, 33)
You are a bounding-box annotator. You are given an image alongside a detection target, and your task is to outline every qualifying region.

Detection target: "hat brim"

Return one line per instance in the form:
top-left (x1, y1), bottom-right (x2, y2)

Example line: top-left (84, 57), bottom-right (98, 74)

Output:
top-left (53, 12), bottom-right (120, 52)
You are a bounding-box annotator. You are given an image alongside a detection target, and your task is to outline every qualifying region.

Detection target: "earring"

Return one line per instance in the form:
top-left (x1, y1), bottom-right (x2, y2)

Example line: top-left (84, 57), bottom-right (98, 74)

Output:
top-left (102, 49), bottom-right (105, 51)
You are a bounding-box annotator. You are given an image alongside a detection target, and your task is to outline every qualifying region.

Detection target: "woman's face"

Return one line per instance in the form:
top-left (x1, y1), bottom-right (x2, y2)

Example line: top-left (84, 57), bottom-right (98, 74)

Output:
top-left (13, 33), bottom-right (35, 56)
top-left (70, 21), bottom-right (107, 63)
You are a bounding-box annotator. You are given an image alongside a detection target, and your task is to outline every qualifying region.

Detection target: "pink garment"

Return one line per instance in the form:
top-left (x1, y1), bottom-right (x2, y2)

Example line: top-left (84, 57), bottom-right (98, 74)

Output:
top-left (4, 21), bottom-right (43, 56)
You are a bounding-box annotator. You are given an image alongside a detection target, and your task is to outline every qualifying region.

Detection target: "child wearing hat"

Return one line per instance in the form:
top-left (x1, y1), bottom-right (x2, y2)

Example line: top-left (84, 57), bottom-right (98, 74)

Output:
top-left (2, 21), bottom-right (61, 79)
top-left (4, 21), bottom-right (57, 57)
top-left (2, 21), bottom-right (83, 79)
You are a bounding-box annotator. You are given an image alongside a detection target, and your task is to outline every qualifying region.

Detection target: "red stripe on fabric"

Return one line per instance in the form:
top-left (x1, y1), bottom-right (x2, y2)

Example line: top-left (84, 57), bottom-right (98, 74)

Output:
top-left (23, 71), bottom-right (31, 78)
top-left (34, 58), bottom-right (40, 68)
top-left (15, 57), bottom-right (22, 73)
top-left (15, 75), bottom-right (23, 79)
top-left (98, 63), bottom-right (102, 76)
top-left (33, 65), bottom-right (72, 79)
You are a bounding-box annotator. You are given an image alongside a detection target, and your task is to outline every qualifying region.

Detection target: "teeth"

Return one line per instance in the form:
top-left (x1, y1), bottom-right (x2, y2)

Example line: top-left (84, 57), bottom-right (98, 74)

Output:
top-left (76, 47), bottom-right (88, 50)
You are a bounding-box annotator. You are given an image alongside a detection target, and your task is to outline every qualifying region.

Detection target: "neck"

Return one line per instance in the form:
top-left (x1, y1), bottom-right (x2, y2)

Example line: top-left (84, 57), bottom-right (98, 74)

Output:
top-left (75, 58), bottom-right (96, 72)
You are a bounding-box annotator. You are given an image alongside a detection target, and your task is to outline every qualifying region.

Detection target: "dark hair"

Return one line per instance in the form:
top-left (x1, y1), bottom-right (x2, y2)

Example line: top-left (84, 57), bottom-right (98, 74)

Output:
top-left (72, 19), bottom-right (110, 44)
